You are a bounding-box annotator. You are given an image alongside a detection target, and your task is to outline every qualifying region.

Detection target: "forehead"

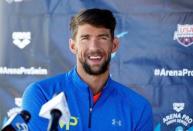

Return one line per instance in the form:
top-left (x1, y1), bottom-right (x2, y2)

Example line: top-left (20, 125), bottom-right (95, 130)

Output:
top-left (76, 24), bottom-right (111, 36)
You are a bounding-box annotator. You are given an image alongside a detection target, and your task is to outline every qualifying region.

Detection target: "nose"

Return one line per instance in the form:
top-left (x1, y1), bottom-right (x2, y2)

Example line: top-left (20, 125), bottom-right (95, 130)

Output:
top-left (89, 38), bottom-right (99, 50)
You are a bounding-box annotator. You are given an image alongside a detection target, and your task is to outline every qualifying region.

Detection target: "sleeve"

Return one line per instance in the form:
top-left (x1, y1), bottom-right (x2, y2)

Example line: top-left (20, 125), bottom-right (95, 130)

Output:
top-left (22, 83), bottom-right (49, 131)
top-left (135, 102), bottom-right (154, 131)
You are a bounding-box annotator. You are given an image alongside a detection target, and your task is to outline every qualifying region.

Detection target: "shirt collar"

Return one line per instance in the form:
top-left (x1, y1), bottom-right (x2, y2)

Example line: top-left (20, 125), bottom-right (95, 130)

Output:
top-left (71, 67), bottom-right (88, 90)
top-left (71, 67), bottom-right (112, 92)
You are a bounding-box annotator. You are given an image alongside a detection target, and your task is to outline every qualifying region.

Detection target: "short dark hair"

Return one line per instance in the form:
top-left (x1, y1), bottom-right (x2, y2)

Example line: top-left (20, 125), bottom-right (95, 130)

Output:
top-left (70, 8), bottom-right (116, 39)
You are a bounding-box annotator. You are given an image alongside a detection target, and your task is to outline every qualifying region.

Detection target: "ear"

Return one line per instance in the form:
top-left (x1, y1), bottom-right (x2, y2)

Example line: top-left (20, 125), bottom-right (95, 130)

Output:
top-left (112, 37), bottom-right (119, 53)
top-left (69, 38), bottom-right (77, 54)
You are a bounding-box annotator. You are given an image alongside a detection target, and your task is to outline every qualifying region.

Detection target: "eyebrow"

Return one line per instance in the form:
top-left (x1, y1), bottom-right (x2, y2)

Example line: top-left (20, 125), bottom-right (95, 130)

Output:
top-left (80, 33), bottom-right (111, 38)
top-left (80, 34), bottom-right (89, 38)
top-left (98, 33), bottom-right (110, 38)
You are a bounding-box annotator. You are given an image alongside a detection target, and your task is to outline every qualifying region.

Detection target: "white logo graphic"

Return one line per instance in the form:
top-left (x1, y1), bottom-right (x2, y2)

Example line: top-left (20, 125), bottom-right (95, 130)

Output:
top-left (112, 118), bottom-right (122, 126)
top-left (0, 66), bottom-right (48, 75)
top-left (6, 0), bottom-right (24, 4)
top-left (16, 123), bottom-right (28, 131)
top-left (154, 68), bottom-right (193, 77)
top-left (162, 103), bottom-right (193, 127)
top-left (173, 24), bottom-right (193, 47)
top-left (12, 32), bottom-right (31, 49)
top-left (173, 103), bottom-right (185, 112)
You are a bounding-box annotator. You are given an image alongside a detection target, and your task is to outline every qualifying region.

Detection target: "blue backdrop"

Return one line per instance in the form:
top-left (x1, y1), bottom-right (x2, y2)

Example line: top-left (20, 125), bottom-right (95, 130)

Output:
top-left (0, 0), bottom-right (193, 130)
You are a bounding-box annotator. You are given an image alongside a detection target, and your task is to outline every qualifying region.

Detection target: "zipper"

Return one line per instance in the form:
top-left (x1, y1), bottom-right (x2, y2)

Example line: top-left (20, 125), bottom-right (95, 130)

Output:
top-left (88, 107), bottom-right (92, 128)
top-left (88, 88), bottom-right (93, 128)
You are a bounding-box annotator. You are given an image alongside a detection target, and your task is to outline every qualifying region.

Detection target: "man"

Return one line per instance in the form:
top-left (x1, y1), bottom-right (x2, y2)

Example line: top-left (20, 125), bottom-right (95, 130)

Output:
top-left (22, 8), bottom-right (153, 131)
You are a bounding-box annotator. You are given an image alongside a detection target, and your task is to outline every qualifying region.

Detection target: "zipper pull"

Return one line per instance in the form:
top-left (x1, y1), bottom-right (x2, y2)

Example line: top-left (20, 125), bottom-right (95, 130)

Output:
top-left (88, 107), bottom-right (92, 128)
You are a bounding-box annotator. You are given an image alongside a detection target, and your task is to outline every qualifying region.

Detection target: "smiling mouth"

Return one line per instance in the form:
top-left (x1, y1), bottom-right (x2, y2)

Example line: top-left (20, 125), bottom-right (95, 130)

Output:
top-left (88, 56), bottom-right (102, 60)
top-left (87, 55), bottom-right (103, 65)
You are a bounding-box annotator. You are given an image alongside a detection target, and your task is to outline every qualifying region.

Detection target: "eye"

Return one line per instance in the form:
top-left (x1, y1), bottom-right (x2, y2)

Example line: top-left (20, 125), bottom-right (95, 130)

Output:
top-left (101, 36), bottom-right (108, 40)
top-left (80, 35), bottom-right (89, 40)
top-left (98, 34), bottom-right (110, 40)
top-left (82, 37), bottom-right (88, 40)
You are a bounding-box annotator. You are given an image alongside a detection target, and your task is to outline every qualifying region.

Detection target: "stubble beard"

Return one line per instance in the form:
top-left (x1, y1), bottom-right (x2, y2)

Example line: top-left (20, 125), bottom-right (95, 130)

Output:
top-left (80, 53), bottom-right (111, 76)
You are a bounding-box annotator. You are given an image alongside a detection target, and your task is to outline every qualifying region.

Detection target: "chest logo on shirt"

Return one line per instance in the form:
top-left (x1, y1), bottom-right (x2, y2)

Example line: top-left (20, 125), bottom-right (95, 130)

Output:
top-left (59, 116), bottom-right (78, 130)
top-left (112, 118), bottom-right (122, 126)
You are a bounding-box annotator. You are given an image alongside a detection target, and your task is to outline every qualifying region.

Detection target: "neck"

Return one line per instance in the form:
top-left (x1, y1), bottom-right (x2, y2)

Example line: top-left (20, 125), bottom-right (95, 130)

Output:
top-left (77, 67), bottom-right (109, 95)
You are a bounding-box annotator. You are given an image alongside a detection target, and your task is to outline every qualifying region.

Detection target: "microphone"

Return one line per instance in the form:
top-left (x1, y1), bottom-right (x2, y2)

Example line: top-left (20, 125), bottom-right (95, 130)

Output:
top-left (47, 109), bottom-right (62, 131)
top-left (39, 92), bottom-right (71, 129)
top-left (1, 110), bottom-right (31, 131)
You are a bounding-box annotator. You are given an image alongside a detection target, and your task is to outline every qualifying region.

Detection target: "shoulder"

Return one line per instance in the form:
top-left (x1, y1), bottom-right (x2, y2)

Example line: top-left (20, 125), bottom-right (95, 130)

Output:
top-left (35, 73), bottom-right (67, 88)
top-left (110, 80), bottom-right (153, 130)
top-left (110, 80), bottom-right (152, 113)
top-left (21, 70), bottom-right (74, 130)
top-left (23, 70), bottom-right (73, 100)
top-left (111, 80), bottom-right (149, 104)
top-left (22, 72), bottom-right (71, 116)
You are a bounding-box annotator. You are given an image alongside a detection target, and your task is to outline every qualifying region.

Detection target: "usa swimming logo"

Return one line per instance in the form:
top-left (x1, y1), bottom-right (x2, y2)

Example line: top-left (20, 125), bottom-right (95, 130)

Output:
top-left (173, 24), bottom-right (193, 47)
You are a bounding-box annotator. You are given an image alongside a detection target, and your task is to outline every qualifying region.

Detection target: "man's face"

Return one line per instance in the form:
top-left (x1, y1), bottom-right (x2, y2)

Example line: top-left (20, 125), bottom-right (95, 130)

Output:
top-left (70, 24), bottom-right (119, 75)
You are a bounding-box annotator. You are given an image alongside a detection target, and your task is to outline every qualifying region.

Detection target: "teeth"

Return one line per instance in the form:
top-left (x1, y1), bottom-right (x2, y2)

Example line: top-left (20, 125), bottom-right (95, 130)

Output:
top-left (89, 56), bottom-right (101, 59)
